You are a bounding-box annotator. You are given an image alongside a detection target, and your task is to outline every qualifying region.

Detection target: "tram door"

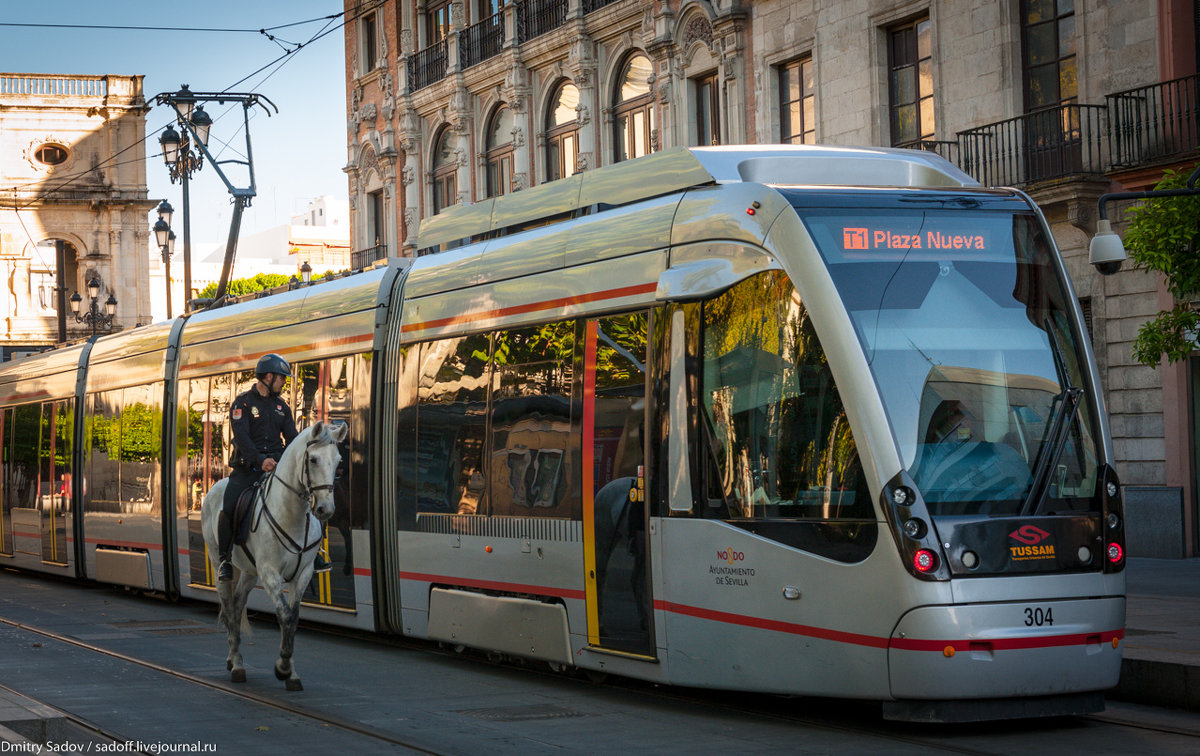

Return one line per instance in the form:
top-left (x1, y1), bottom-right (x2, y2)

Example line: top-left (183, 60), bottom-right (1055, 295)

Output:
top-left (582, 313), bottom-right (654, 657)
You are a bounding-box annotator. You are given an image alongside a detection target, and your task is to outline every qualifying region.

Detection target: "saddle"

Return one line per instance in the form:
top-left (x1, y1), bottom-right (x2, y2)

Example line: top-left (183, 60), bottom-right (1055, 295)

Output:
top-left (231, 480), bottom-right (263, 548)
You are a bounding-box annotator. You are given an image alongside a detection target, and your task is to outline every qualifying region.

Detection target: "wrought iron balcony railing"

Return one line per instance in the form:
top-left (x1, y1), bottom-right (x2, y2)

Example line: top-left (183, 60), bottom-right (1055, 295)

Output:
top-left (516, 0), bottom-right (568, 43)
top-left (583, 0), bottom-right (621, 11)
top-left (460, 12), bottom-right (505, 70)
top-left (408, 38), bottom-right (448, 92)
top-left (956, 104), bottom-right (1108, 187)
top-left (1107, 73), bottom-right (1200, 169)
top-left (351, 244), bottom-right (388, 270)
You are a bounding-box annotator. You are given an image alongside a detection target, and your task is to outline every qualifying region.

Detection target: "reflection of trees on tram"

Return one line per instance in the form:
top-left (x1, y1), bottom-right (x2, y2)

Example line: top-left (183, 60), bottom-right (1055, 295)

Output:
top-left (701, 271), bottom-right (868, 522)
top-left (87, 395), bottom-right (162, 515)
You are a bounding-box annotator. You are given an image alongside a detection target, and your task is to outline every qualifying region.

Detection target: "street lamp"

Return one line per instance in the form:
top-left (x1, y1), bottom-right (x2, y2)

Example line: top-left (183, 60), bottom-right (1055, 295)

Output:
top-left (152, 85), bottom-right (277, 310)
top-left (154, 211), bottom-right (174, 317)
top-left (300, 261), bottom-right (312, 284)
top-left (69, 277), bottom-right (117, 337)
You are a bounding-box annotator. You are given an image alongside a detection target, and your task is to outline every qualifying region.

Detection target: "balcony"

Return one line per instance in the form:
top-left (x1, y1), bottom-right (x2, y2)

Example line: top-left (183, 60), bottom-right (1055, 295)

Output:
top-left (408, 38), bottom-right (448, 93)
top-left (1108, 73), bottom-right (1200, 169)
top-left (516, 0), bottom-right (568, 43)
top-left (956, 104), bottom-right (1108, 188)
top-left (460, 12), bottom-right (504, 70)
top-left (352, 244), bottom-right (388, 270)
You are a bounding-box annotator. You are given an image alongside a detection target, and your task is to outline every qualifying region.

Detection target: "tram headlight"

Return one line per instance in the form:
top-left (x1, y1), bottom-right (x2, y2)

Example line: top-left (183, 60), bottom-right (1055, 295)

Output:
top-left (891, 487), bottom-right (911, 506)
top-left (1106, 512), bottom-right (1120, 530)
top-left (913, 549), bottom-right (939, 573)
top-left (1106, 481), bottom-right (1119, 498)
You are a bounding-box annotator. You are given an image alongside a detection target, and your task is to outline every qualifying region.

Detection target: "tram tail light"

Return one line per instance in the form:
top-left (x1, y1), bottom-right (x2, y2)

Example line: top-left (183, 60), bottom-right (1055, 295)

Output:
top-left (1101, 465), bottom-right (1125, 574)
top-left (913, 549), bottom-right (938, 573)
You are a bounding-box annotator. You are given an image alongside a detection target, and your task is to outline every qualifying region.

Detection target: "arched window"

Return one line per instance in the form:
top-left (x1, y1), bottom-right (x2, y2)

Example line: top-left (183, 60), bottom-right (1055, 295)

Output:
top-left (432, 128), bottom-right (458, 214)
top-left (485, 105), bottom-right (514, 198)
top-left (546, 82), bottom-right (579, 182)
top-left (614, 54), bottom-right (654, 162)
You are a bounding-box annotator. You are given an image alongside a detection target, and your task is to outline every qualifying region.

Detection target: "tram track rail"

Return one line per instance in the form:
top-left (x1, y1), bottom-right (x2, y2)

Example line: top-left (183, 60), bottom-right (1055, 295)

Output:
top-left (0, 614), bottom-right (446, 755)
top-left (0, 578), bottom-right (1195, 755)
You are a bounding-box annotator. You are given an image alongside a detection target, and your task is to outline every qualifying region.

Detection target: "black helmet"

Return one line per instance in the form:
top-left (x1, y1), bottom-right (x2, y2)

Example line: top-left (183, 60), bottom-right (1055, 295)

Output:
top-left (256, 353), bottom-right (292, 379)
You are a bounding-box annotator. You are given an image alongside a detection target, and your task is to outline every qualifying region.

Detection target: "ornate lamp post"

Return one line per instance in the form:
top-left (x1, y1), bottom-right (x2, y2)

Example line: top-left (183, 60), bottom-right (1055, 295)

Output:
top-left (153, 84), bottom-right (276, 310)
top-left (69, 278), bottom-right (117, 337)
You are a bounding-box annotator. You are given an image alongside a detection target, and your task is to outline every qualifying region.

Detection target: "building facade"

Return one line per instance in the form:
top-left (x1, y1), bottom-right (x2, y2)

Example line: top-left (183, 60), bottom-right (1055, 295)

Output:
top-left (0, 73), bottom-right (156, 353)
top-left (343, 0), bottom-right (1200, 555)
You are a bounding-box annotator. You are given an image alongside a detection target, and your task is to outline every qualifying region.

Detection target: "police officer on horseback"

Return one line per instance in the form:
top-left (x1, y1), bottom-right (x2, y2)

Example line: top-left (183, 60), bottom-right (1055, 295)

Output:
top-left (217, 353), bottom-right (332, 581)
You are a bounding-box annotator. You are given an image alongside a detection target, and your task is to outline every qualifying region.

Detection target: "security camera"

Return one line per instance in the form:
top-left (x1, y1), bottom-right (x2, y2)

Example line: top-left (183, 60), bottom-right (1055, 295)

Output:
top-left (1089, 219), bottom-right (1125, 275)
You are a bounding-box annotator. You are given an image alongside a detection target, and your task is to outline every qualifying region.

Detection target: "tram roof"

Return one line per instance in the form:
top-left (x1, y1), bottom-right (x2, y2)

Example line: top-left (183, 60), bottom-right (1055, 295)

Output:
top-left (416, 145), bottom-right (978, 253)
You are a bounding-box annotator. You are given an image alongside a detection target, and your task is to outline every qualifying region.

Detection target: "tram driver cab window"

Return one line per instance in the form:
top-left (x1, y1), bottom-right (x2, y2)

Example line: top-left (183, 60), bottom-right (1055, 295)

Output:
top-left (696, 271), bottom-right (873, 557)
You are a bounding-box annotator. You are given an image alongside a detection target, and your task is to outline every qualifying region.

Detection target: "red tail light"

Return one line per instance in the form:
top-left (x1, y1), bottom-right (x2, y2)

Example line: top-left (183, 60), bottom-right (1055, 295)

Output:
top-left (1107, 543), bottom-right (1123, 563)
top-left (914, 549), bottom-right (938, 573)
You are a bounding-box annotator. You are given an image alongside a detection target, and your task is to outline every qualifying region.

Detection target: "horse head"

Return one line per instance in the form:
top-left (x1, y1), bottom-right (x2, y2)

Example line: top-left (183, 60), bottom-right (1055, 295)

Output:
top-left (303, 420), bottom-right (348, 522)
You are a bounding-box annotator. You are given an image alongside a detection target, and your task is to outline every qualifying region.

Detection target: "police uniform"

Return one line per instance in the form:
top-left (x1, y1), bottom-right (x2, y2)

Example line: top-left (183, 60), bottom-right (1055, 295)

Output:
top-left (220, 388), bottom-right (298, 540)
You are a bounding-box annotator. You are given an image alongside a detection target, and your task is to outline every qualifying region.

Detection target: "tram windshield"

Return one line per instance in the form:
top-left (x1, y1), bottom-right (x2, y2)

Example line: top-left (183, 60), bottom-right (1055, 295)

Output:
top-left (794, 197), bottom-right (1101, 518)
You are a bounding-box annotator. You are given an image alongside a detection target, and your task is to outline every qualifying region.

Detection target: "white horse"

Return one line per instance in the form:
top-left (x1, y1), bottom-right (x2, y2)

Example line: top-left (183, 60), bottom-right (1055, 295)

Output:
top-left (200, 420), bottom-right (347, 691)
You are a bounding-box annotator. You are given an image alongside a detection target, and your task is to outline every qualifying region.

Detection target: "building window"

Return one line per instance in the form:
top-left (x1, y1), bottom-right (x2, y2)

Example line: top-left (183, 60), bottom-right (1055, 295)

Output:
top-left (361, 12), bottom-right (377, 74)
top-left (428, 0), bottom-right (452, 43)
top-left (779, 57), bottom-right (815, 144)
top-left (614, 54), bottom-right (654, 162)
top-left (486, 106), bottom-right (515, 198)
top-left (694, 73), bottom-right (720, 146)
top-left (887, 17), bottom-right (935, 148)
top-left (546, 81), bottom-right (580, 182)
top-left (367, 190), bottom-right (385, 249)
top-left (433, 129), bottom-right (458, 213)
top-left (34, 144), bottom-right (68, 166)
top-left (1021, 0), bottom-right (1076, 111)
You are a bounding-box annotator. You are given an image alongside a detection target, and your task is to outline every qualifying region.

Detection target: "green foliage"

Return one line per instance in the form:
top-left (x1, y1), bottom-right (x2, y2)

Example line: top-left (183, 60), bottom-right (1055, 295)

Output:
top-left (1127, 164), bottom-right (1200, 367)
top-left (198, 273), bottom-right (292, 299)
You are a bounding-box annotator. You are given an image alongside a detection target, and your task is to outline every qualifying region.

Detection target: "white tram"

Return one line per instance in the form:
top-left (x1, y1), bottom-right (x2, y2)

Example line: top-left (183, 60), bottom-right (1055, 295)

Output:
top-left (0, 146), bottom-right (1125, 721)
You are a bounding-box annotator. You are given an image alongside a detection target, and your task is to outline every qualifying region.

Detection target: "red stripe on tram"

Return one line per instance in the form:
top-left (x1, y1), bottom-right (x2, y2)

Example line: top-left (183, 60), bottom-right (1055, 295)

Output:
top-left (654, 600), bottom-right (890, 649)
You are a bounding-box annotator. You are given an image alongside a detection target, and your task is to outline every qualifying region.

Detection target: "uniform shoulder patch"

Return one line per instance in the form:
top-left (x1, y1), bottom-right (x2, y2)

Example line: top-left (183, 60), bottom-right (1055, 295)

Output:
top-left (232, 408), bottom-right (243, 420)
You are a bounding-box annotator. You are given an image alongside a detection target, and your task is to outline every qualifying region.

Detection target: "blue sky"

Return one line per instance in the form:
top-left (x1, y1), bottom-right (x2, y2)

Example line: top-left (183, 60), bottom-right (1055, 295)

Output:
top-left (0, 1), bottom-right (348, 242)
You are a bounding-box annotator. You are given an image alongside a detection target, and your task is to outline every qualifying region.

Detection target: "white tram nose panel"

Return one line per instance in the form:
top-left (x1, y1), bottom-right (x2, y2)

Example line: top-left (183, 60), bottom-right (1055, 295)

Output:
top-left (888, 598), bottom-right (1124, 699)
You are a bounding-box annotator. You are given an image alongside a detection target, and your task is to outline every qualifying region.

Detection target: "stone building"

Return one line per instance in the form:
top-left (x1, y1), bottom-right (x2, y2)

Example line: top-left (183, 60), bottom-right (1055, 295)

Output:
top-left (343, 0), bottom-right (1199, 555)
top-left (0, 73), bottom-right (155, 354)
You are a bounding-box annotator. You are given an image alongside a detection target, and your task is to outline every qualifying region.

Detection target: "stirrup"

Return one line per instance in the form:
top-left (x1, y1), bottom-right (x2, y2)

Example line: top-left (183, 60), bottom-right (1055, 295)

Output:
top-left (312, 551), bottom-right (332, 574)
top-left (217, 559), bottom-right (233, 582)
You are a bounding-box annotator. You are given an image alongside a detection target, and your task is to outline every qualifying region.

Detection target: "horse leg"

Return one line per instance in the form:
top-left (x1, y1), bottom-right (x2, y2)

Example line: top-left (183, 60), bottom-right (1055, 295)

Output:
top-left (224, 574), bottom-right (254, 683)
top-left (263, 572), bottom-right (305, 691)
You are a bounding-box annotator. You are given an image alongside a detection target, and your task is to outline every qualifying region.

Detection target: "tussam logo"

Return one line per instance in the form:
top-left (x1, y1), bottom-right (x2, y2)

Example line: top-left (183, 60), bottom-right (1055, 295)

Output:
top-left (717, 548), bottom-right (745, 565)
top-left (1009, 525), bottom-right (1056, 561)
top-left (1009, 525), bottom-right (1051, 545)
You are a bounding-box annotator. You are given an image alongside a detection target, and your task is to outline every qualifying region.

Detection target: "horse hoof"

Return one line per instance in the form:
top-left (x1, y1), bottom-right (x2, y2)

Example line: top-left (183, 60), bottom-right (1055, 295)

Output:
top-left (231, 669), bottom-right (246, 683)
top-left (285, 679), bottom-right (303, 692)
top-left (274, 665), bottom-right (289, 681)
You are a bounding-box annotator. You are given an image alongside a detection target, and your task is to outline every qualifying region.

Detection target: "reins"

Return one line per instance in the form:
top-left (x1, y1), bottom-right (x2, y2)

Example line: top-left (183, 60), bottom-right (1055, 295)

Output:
top-left (247, 433), bottom-right (335, 583)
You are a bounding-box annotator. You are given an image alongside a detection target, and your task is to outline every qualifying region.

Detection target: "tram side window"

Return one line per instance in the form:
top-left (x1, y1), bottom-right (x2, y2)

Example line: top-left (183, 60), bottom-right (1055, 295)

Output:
top-left (185, 378), bottom-right (210, 513)
top-left (87, 390), bottom-right (122, 513)
top-left (699, 271), bottom-right (871, 522)
top-left (490, 321), bottom-right (578, 519)
top-left (120, 383), bottom-right (161, 514)
top-left (8, 405), bottom-right (40, 513)
top-left (416, 334), bottom-right (491, 515)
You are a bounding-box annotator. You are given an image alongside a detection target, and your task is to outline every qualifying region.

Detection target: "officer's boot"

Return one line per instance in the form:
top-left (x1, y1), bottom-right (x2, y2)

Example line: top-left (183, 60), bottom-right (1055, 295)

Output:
top-left (216, 510), bottom-right (234, 582)
top-left (312, 526), bottom-right (332, 574)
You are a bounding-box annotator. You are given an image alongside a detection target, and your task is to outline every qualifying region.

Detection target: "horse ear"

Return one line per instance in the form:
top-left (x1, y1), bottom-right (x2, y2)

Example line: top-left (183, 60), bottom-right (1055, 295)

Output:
top-left (333, 421), bottom-right (349, 443)
top-left (311, 420), bottom-right (324, 438)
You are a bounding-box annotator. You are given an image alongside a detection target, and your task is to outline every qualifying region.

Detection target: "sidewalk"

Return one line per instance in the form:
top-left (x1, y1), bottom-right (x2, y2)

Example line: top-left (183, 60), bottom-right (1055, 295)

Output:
top-left (1115, 556), bottom-right (1200, 710)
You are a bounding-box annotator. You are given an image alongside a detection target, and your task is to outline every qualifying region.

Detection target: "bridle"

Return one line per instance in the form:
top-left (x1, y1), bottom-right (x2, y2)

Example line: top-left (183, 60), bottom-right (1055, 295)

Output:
top-left (249, 433), bottom-right (337, 581)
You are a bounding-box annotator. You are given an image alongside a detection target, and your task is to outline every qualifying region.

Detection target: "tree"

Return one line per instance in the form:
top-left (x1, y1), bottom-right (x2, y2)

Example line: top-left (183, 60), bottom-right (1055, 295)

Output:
top-left (1127, 164), bottom-right (1200, 367)
top-left (198, 273), bottom-right (291, 299)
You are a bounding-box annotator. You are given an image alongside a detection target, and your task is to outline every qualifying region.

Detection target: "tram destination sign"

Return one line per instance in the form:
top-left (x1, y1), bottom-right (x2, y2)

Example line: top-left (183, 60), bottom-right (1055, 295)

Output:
top-left (840, 225), bottom-right (990, 254)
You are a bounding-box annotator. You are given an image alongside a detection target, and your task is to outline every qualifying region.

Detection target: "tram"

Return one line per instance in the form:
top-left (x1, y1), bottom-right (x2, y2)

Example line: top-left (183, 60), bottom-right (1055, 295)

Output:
top-left (0, 145), bottom-right (1125, 721)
